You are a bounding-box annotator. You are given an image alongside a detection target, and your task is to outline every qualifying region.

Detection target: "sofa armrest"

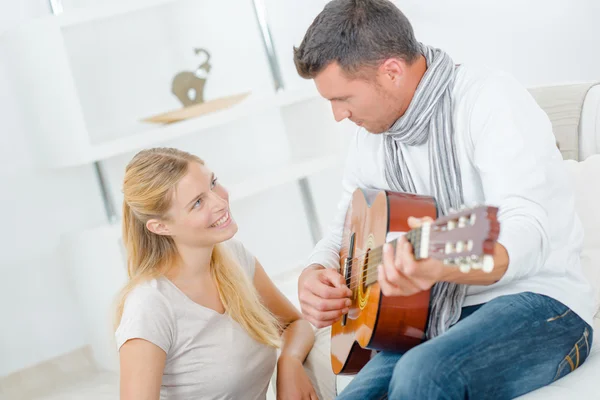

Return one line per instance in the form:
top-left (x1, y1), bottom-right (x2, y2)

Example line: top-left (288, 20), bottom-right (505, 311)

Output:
top-left (528, 82), bottom-right (600, 161)
top-left (580, 84), bottom-right (600, 160)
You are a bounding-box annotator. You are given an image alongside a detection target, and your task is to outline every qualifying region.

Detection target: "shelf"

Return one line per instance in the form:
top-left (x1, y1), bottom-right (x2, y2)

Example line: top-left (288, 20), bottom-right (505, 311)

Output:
top-left (18, 83), bottom-right (319, 169)
top-left (88, 86), bottom-right (320, 164)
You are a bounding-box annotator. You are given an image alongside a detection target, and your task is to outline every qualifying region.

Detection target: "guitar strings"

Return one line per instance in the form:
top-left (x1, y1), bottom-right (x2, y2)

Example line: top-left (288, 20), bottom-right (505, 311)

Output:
top-left (342, 249), bottom-right (491, 293)
top-left (338, 230), bottom-right (453, 271)
top-left (341, 240), bottom-right (460, 286)
top-left (341, 244), bottom-right (482, 291)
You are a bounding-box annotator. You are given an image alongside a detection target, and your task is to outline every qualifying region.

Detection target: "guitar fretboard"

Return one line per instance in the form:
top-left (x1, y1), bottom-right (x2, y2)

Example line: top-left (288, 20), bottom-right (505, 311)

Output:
top-left (350, 226), bottom-right (424, 288)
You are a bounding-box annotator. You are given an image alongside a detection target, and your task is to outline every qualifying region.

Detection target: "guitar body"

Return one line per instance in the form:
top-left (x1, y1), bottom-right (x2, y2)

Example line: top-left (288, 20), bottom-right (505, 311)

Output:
top-left (330, 188), bottom-right (499, 375)
top-left (330, 189), bottom-right (437, 375)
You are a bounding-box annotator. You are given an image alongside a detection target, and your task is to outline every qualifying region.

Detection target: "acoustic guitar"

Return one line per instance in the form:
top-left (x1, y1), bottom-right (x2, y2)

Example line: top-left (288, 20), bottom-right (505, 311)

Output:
top-left (330, 188), bottom-right (500, 375)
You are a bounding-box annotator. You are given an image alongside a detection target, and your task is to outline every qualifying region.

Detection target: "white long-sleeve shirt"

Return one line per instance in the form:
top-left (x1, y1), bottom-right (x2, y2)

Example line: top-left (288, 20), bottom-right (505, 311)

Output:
top-left (308, 64), bottom-right (596, 327)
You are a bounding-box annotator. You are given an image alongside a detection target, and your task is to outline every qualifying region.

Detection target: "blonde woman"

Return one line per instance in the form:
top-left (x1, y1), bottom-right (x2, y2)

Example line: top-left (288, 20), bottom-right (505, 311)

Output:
top-left (114, 147), bottom-right (321, 400)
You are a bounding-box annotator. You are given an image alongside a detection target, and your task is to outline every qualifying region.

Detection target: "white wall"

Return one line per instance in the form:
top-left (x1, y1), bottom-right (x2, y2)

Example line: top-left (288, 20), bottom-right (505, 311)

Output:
top-left (0, 0), bottom-right (107, 377)
top-left (394, 0), bottom-right (600, 87)
top-left (1, 0), bottom-right (600, 377)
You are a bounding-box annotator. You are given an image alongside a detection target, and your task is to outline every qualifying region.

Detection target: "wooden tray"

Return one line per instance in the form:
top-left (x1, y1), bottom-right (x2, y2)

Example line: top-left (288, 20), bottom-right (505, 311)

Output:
top-left (142, 92), bottom-right (251, 124)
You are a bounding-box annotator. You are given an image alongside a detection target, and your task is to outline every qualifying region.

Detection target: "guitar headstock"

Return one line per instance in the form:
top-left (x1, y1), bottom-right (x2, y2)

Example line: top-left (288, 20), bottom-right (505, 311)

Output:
top-left (411, 205), bottom-right (500, 273)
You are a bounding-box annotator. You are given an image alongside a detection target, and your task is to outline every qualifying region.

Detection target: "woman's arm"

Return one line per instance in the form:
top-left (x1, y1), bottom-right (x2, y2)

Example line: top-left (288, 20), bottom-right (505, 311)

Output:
top-left (253, 260), bottom-right (317, 399)
top-left (120, 338), bottom-right (166, 400)
top-left (253, 260), bottom-right (315, 360)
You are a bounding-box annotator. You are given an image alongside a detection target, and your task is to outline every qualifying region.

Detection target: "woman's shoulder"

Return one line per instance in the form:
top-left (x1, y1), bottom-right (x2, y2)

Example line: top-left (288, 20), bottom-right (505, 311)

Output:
top-left (126, 279), bottom-right (171, 307)
top-left (116, 279), bottom-right (176, 353)
top-left (120, 280), bottom-right (176, 330)
top-left (222, 237), bottom-right (256, 278)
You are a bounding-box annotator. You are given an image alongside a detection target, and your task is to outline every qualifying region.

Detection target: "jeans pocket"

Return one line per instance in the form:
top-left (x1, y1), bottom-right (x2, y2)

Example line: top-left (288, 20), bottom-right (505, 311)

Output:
top-left (553, 327), bottom-right (591, 382)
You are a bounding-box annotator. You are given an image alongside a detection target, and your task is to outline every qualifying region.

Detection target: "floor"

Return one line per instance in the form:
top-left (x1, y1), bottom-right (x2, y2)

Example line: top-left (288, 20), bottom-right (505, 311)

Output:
top-left (29, 372), bottom-right (119, 400)
top-left (24, 372), bottom-right (281, 400)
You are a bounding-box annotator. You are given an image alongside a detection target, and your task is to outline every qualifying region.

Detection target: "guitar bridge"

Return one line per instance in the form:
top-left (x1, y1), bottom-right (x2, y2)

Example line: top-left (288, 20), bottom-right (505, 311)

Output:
top-left (342, 232), bottom-right (355, 327)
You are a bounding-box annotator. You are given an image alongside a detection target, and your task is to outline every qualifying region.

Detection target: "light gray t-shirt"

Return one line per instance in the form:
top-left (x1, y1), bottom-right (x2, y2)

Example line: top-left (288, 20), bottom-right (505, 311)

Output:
top-left (115, 239), bottom-right (277, 400)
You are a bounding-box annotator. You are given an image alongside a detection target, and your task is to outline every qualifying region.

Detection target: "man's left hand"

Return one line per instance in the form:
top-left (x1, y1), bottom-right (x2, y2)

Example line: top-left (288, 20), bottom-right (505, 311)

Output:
top-left (377, 216), bottom-right (451, 297)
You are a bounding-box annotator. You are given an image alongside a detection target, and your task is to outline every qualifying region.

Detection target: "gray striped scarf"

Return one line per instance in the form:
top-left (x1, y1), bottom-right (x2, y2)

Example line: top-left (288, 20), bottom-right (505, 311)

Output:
top-left (383, 44), bottom-right (466, 339)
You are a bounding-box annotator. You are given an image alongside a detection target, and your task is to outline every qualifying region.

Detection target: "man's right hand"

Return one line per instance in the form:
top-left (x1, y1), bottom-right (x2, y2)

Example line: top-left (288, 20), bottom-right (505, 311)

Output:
top-left (297, 264), bottom-right (352, 328)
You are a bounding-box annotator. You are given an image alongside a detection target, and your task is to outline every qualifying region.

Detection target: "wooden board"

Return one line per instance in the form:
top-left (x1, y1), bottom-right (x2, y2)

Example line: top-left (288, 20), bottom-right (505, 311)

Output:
top-left (141, 92), bottom-right (251, 124)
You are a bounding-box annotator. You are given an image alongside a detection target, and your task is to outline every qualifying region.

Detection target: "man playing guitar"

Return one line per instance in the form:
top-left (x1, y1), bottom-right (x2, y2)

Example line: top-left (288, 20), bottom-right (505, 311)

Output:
top-left (294, 0), bottom-right (595, 399)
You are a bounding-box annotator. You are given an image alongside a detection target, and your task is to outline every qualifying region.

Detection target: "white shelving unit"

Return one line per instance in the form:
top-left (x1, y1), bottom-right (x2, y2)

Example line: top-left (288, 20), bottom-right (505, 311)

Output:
top-left (1, 0), bottom-right (341, 214)
top-left (1, 0), bottom-right (345, 372)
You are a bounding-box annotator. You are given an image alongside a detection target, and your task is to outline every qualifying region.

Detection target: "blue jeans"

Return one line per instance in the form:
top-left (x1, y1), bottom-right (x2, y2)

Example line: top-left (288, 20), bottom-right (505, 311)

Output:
top-left (336, 292), bottom-right (593, 400)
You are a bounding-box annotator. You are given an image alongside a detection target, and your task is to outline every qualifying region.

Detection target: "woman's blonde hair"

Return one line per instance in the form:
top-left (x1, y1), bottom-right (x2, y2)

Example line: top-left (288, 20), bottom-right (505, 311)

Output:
top-left (114, 147), bottom-right (281, 347)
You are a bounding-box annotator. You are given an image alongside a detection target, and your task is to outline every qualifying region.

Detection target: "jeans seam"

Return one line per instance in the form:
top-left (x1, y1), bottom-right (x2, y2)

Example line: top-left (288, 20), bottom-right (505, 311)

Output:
top-left (552, 327), bottom-right (589, 382)
top-left (546, 309), bottom-right (571, 322)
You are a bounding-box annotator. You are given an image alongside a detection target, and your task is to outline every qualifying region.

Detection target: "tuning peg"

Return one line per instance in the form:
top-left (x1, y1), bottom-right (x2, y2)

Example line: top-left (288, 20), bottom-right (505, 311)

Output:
top-left (469, 255), bottom-right (482, 269)
top-left (452, 257), bottom-right (469, 273)
top-left (455, 241), bottom-right (465, 253)
top-left (469, 214), bottom-right (477, 225)
top-left (482, 255), bottom-right (495, 273)
top-left (459, 262), bottom-right (471, 273)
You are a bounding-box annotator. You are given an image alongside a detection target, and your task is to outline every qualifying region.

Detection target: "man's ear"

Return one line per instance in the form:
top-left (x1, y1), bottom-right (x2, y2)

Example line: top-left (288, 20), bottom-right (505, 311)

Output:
top-left (379, 58), bottom-right (405, 84)
top-left (146, 219), bottom-right (171, 236)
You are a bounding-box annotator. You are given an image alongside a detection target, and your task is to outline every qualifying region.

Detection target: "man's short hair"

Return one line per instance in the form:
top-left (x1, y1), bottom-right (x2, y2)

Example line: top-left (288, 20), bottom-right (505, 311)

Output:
top-left (293, 0), bottom-right (421, 79)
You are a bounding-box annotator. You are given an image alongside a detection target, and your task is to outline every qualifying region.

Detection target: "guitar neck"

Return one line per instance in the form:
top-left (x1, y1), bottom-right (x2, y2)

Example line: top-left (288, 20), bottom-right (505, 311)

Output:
top-left (362, 227), bottom-right (424, 287)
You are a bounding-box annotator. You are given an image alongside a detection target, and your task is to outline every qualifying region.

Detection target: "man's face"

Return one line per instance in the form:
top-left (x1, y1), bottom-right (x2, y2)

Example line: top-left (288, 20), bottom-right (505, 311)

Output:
top-left (314, 62), bottom-right (406, 134)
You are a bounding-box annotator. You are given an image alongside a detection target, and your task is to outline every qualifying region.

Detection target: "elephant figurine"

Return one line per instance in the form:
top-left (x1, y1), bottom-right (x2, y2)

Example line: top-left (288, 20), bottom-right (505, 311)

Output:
top-left (171, 48), bottom-right (211, 107)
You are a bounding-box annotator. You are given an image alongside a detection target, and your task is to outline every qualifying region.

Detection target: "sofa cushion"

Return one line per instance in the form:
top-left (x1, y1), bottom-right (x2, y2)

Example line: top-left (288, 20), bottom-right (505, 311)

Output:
top-left (564, 155), bottom-right (600, 314)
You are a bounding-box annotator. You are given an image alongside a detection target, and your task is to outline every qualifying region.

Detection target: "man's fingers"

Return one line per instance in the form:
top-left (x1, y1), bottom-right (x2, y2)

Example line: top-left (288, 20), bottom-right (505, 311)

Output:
top-left (384, 255), bottom-right (404, 287)
top-left (399, 244), bottom-right (433, 292)
top-left (399, 241), bottom-right (417, 276)
top-left (378, 263), bottom-right (400, 296)
top-left (407, 215), bottom-right (434, 229)
top-left (303, 306), bottom-right (344, 328)
top-left (310, 280), bottom-right (351, 300)
top-left (305, 306), bottom-right (348, 323)
top-left (378, 262), bottom-right (423, 297)
top-left (300, 290), bottom-right (350, 313)
top-left (321, 268), bottom-right (351, 291)
top-left (394, 238), bottom-right (404, 267)
top-left (306, 316), bottom-right (336, 329)
top-left (383, 243), bottom-right (396, 272)
top-left (316, 268), bottom-right (352, 297)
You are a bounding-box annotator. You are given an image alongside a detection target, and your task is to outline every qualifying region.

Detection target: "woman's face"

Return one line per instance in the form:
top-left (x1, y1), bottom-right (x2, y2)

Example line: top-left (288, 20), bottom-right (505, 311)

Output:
top-left (150, 161), bottom-right (238, 247)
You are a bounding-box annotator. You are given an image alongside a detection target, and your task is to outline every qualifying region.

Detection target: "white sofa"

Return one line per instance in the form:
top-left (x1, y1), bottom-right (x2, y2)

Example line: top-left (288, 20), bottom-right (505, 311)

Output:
top-left (274, 82), bottom-right (600, 399)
